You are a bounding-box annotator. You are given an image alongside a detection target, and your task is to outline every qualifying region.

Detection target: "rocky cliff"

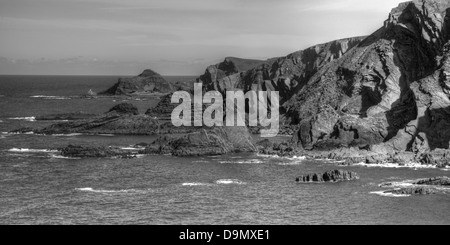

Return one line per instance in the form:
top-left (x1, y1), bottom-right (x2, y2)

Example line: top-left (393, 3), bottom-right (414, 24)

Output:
top-left (284, 0), bottom-right (450, 153)
top-left (102, 69), bottom-right (173, 95)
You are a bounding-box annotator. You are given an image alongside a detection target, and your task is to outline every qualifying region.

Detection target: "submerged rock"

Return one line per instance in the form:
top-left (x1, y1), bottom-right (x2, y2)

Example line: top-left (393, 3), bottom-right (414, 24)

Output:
top-left (59, 145), bottom-right (133, 158)
top-left (384, 187), bottom-right (436, 195)
top-left (35, 112), bottom-right (97, 121)
top-left (296, 170), bottom-right (359, 183)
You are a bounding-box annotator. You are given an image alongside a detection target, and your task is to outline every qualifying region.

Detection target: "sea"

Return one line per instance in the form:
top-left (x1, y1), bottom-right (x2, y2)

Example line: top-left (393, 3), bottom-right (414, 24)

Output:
top-left (0, 75), bottom-right (449, 225)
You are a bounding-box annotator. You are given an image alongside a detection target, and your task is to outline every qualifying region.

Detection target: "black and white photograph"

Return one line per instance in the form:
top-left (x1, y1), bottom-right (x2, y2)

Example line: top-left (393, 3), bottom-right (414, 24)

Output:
top-left (0, 0), bottom-right (449, 228)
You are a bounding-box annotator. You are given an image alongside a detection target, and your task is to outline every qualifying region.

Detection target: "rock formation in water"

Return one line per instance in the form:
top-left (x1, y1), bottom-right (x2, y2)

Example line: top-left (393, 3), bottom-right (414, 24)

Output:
top-left (35, 112), bottom-right (97, 121)
top-left (141, 126), bottom-right (257, 157)
top-left (102, 69), bottom-right (173, 95)
top-left (384, 187), bottom-right (436, 195)
top-left (379, 176), bottom-right (450, 195)
top-left (296, 170), bottom-right (360, 183)
top-left (60, 145), bottom-right (137, 158)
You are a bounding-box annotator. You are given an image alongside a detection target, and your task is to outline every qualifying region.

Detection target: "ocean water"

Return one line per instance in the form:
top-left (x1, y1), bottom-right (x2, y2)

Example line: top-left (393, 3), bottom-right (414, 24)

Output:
top-left (0, 75), bottom-right (449, 225)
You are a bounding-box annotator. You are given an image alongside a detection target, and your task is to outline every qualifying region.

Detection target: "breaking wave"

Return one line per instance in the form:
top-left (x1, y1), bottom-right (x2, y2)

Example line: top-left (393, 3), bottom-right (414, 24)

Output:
top-left (181, 183), bottom-right (213, 187)
top-left (219, 159), bottom-right (263, 164)
top-left (8, 148), bottom-right (58, 153)
top-left (30, 95), bottom-right (71, 100)
top-left (75, 188), bottom-right (146, 194)
top-left (370, 191), bottom-right (411, 197)
top-left (8, 117), bottom-right (36, 122)
top-left (354, 162), bottom-right (436, 169)
top-left (49, 154), bottom-right (81, 160)
top-left (216, 179), bottom-right (246, 185)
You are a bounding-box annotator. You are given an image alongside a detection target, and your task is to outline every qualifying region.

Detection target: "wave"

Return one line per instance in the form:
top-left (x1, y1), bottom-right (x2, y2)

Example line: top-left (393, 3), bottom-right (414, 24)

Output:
top-left (216, 179), bottom-right (246, 185)
top-left (30, 95), bottom-right (71, 100)
top-left (354, 162), bottom-right (437, 169)
top-left (95, 134), bottom-right (115, 137)
top-left (51, 133), bottom-right (83, 137)
top-left (8, 148), bottom-right (58, 153)
top-left (120, 147), bottom-right (146, 151)
top-left (0, 120), bottom-right (3, 123)
top-left (379, 181), bottom-right (415, 188)
top-left (181, 182), bottom-right (213, 187)
top-left (370, 191), bottom-right (411, 197)
top-left (50, 154), bottom-right (81, 160)
top-left (75, 187), bottom-right (145, 194)
top-left (192, 160), bottom-right (210, 163)
top-left (256, 153), bottom-right (306, 161)
top-left (8, 117), bottom-right (36, 122)
top-left (219, 159), bottom-right (263, 164)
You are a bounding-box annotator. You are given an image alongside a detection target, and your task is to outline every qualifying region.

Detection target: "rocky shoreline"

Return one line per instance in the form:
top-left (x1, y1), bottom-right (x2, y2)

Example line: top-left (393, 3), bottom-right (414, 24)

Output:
top-left (7, 0), bottom-right (450, 197)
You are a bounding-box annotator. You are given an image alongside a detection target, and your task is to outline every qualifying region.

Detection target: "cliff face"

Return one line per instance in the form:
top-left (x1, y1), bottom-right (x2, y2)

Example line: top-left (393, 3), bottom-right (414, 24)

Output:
top-left (194, 0), bottom-right (450, 155)
top-left (286, 0), bottom-right (450, 152)
top-left (197, 37), bottom-right (365, 106)
top-left (103, 69), bottom-right (173, 95)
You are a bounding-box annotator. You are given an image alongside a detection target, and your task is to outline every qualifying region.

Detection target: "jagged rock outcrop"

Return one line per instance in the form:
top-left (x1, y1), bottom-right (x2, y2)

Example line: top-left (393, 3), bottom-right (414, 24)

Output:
top-left (141, 126), bottom-right (257, 156)
top-left (296, 170), bottom-right (359, 183)
top-left (414, 176), bottom-right (450, 186)
top-left (107, 103), bottom-right (139, 115)
top-left (102, 69), bottom-right (173, 95)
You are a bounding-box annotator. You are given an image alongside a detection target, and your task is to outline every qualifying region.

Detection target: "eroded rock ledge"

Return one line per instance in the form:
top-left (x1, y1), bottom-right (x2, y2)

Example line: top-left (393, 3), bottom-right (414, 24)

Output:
top-left (296, 170), bottom-right (359, 183)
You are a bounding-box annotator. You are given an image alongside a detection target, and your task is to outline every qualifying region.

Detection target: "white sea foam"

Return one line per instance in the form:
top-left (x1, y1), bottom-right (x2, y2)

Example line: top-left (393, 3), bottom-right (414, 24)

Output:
top-left (379, 181), bottom-right (415, 188)
top-left (51, 133), bottom-right (83, 137)
top-left (192, 160), bottom-right (210, 163)
top-left (0, 120), bottom-right (3, 123)
top-left (256, 153), bottom-right (306, 161)
top-left (50, 154), bottom-right (81, 160)
top-left (354, 162), bottom-right (436, 169)
top-left (76, 187), bottom-right (144, 194)
top-left (120, 147), bottom-right (146, 151)
top-left (216, 179), bottom-right (246, 185)
top-left (370, 191), bottom-right (411, 197)
top-left (219, 159), bottom-right (263, 164)
top-left (8, 148), bottom-right (58, 153)
top-left (31, 95), bottom-right (70, 100)
top-left (8, 117), bottom-right (36, 122)
top-left (276, 161), bottom-right (304, 166)
top-left (182, 183), bottom-right (212, 187)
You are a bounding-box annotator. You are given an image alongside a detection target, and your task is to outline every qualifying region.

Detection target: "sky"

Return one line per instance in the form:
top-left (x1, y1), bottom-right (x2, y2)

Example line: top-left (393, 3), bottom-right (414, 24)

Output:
top-left (0, 0), bottom-right (407, 76)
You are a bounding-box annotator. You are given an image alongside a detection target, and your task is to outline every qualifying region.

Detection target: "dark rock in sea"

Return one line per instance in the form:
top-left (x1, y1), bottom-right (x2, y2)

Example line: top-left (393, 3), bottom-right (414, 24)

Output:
top-left (59, 145), bottom-right (133, 158)
top-left (10, 127), bottom-right (34, 134)
top-left (102, 69), bottom-right (173, 95)
top-left (35, 112), bottom-right (97, 121)
top-left (385, 187), bottom-right (436, 195)
top-left (413, 177), bottom-right (450, 186)
top-left (296, 170), bottom-right (359, 183)
top-left (141, 126), bottom-right (257, 156)
top-left (107, 103), bottom-right (139, 115)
